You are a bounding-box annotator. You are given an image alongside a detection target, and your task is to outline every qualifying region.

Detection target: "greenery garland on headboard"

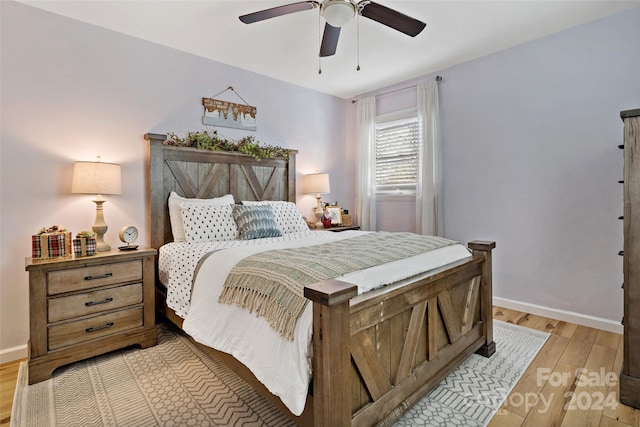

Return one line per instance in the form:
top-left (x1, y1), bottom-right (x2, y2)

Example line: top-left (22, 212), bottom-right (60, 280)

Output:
top-left (165, 130), bottom-right (290, 161)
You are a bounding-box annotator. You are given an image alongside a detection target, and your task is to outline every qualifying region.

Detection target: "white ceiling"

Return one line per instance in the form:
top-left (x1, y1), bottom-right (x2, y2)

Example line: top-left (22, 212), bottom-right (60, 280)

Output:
top-left (19, 0), bottom-right (640, 99)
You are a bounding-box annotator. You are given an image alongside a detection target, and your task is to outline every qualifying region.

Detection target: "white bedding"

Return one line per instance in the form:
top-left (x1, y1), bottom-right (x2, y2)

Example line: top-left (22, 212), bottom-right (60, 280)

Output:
top-left (159, 230), bottom-right (472, 416)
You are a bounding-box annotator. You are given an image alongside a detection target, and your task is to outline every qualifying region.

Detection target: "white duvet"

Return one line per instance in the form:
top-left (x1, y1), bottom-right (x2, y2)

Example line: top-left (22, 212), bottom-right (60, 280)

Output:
top-left (159, 230), bottom-right (472, 416)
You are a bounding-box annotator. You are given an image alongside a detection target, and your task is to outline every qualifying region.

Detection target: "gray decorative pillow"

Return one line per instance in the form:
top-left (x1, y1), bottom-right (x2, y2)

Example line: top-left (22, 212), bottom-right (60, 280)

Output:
top-left (241, 201), bottom-right (309, 234)
top-left (232, 204), bottom-right (283, 240)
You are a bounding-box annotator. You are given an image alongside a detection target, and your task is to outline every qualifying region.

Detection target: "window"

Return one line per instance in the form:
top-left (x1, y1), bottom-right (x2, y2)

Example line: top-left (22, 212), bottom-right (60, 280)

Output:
top-left (374, 109), bottom-right (419, 195)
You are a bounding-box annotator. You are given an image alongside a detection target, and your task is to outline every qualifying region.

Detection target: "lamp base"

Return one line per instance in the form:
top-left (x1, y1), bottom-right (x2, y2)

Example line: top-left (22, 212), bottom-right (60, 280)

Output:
top-left (314, 210), bottom-right (324, 229)
top-left (92, 198), bottom-right (111, 252)
top-left (314, 193), bottom-right (325, 228)
top-left (93, 234), bottom-right (111, 252)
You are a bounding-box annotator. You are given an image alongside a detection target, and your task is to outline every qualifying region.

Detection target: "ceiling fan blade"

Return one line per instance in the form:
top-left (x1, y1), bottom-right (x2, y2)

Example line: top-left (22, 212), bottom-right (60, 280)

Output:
top-left (319, 23), bottom-right (341, 57)
top-left (359, 1), bottom-right (426, 37)
top-left (239, 1), bottom-right (319, 24)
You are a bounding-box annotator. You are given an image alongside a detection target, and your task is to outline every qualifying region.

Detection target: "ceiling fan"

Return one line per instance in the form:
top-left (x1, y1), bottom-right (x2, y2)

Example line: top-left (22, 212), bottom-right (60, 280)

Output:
top-left (239, 0), bottom-right (426, 57)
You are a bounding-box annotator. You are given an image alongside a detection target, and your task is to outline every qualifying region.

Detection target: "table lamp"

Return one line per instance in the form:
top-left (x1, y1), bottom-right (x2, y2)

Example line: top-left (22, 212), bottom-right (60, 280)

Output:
top-left (71, 158), bottom-right (122, 251)
top-left (302, 173), bottom-right (330, 228)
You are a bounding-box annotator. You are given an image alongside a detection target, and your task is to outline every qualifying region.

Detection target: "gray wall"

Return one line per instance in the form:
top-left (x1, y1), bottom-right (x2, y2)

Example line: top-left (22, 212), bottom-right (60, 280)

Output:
top-left (361, 8), bottom-right (640, 327)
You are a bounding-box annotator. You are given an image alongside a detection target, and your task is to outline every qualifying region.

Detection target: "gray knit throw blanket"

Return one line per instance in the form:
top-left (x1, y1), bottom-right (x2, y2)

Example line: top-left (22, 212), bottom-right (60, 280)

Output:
top-left (218, 233), bottom-right (456, 339)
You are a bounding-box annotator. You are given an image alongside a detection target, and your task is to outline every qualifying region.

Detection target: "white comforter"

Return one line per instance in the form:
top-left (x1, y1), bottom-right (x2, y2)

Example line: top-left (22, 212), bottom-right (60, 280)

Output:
top-left (159, 231), bottom-right (472, 416)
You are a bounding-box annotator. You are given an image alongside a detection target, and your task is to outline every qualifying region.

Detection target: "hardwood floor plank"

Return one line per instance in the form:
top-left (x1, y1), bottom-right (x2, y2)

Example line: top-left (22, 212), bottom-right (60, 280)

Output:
top-left (531, 316), bottom-right (561, 334)
top-left (502, 333), bottom-right (570, 418)
top-left (493, 307), bottom-right (522, 323)
top-left (487, 408), bottom-right (524, 427)
top-left (553, 321), bottom-right (579, 338)
top-left (511, 312), bottom-right (543, 329)
top-left (603, 338), bottom-right (640, 427)
top-left (600, 415), bottom-right (638, 427)
top-left (0, 359), bottom-right (23, 427)
top-left (595, 330), bottom-right (622, 351)
top-left (560, 344), bottom-right (615, 427)
top-left (521, 325), bottom-right (599, 427)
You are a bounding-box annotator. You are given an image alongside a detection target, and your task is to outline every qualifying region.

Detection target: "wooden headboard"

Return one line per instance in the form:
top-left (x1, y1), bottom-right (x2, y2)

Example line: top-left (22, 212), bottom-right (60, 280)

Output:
top-left (144, 133), bottom-right (298, 250)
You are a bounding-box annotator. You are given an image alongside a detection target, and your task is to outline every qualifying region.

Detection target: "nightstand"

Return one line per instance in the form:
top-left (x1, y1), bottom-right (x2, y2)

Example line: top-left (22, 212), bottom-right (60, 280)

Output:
top-left (25, 248), bottom-right (157, 384)
top-left (312, 226), bottom-right (361, 232)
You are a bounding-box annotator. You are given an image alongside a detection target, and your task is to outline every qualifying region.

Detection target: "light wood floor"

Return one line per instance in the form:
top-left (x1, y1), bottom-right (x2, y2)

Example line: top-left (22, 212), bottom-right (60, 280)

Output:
top-left (1, 307), bottom-right (639, 426)
top-left (489, 307), bottom-right (639, 427)
top-left (0, 356), bottom-right (23, 427)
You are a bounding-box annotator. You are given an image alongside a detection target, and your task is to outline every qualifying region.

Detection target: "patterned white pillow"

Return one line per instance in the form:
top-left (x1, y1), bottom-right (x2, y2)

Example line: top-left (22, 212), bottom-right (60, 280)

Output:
top-left (168, 192), bottom-right (235, 242)
top-left (179, 203), bottom-right (238, 243)
top-left (242, 200), bottom-right (309, 234)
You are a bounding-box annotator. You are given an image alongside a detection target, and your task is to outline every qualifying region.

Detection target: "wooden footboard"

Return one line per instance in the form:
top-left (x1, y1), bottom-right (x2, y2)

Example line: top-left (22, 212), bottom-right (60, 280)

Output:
top-left (304, 241), bottom-right (495, 427)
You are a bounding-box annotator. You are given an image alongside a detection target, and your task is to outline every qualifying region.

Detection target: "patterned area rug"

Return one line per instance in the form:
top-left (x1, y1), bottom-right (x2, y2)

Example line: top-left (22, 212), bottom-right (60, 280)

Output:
top-left (11, 320), bottom-right (547, 427)
top-left (395, 320), bottom-right (550, 426)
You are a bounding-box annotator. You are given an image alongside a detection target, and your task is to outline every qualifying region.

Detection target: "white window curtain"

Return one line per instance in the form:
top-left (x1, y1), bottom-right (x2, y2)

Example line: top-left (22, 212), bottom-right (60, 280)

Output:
top-left (416, 80), bottom-right (442, 236)
top-left (355, 96), bottom-right (377, 231)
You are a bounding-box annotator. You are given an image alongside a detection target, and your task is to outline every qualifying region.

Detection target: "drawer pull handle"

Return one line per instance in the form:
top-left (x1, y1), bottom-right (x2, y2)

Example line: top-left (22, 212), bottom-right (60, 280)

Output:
top-left (85, 297), bottom-right (113, 307)
top-left (84, 273), bottom-right (113, 281)
top-left (86, 322), bottom-right (114, 333)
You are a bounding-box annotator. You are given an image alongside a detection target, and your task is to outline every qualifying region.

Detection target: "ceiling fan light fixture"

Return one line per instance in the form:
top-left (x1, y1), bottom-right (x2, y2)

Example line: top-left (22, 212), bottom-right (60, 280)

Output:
top-left (321, 0), bottom-right (356, 27)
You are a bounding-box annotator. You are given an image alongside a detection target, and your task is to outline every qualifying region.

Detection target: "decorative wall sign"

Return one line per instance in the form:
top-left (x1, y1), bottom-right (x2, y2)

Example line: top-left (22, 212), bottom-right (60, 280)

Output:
top-left (202, 86), bottom-right (256, 131)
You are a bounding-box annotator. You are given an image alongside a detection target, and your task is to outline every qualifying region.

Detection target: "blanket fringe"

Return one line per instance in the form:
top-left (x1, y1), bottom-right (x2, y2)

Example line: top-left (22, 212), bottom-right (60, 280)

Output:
top-left (218, 286), bottom-right (302, 340)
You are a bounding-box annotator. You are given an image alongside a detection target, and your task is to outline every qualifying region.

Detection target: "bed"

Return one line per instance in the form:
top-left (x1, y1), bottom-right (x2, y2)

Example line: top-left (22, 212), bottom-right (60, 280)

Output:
top-left (144, 133), bottom-right (496, 427)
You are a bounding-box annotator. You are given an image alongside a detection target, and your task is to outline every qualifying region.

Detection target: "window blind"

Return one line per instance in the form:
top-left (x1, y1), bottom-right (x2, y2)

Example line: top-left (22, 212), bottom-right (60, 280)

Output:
top-left (375, 116), bottom-right (419, 193)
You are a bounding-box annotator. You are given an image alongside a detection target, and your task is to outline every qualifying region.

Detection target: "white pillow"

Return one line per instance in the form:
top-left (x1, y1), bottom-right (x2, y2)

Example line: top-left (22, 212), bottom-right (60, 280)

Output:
top-left (242, 200), bottom-right (309, 234)
top-left (179, 204), bottom-right (238, 243)
top-left (168, 192), bottom-right (235, 242)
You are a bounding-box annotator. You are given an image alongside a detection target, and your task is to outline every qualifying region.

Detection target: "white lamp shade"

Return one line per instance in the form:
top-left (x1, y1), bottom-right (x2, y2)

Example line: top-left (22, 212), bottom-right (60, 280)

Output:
top-left (302, 173), bottom-right (330, 194)
top-left (71, 161), bottom-right (122, 195)
top-left (321, 0), bottom-right (356, 27)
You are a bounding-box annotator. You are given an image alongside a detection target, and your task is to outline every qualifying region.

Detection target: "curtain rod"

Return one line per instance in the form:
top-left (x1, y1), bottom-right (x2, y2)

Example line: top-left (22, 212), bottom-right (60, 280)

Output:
top-left (351, 75), bottom-right (442, 104)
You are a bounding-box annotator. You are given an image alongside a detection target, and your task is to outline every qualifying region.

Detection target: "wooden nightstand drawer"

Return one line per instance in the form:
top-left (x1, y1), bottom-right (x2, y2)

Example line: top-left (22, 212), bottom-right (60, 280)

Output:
top-left (48, 307), bottom-right (143, 350)
top-left (48, 260), bottom-right (142, 295)
top-left (48, 283), bottom-right (143, 322)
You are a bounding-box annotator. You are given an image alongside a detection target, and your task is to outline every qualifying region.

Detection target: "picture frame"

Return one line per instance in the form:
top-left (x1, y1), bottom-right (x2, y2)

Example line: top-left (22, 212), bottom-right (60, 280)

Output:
top-left (325, 206), bottom-right (342, 225)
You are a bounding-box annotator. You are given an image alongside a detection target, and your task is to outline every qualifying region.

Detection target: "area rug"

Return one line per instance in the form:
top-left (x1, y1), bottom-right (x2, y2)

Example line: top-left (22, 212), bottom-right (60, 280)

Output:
top-left (11, 320), bottom-right (548, 427)
top-left (395, 320), bottom-right (550, 426)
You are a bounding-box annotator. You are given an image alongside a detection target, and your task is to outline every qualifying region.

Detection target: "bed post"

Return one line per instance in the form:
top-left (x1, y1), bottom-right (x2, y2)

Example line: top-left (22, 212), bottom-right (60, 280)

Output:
top-left (304, 279), bottom-right (358, 427)
top-left (144, 133), bottom-right (168, 250)
top-left (468, 240), bottom-right (496, 357)
top-left (469, 240), bottom-right (496, 357)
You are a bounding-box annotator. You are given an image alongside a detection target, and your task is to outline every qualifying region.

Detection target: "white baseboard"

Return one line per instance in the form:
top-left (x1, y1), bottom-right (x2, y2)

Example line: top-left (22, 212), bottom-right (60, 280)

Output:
top-left (0, 344), bottom-right (27, 365)
top-left (494, 297), bottom-right (623, 334)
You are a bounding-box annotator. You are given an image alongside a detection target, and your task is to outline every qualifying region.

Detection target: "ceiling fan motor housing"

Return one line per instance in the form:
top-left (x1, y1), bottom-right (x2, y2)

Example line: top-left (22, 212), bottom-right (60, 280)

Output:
top-left (321, 0), bottom-right (356, 27)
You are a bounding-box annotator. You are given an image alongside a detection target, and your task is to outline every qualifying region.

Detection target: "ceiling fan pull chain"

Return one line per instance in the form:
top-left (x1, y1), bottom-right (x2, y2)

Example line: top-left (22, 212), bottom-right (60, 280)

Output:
top-left (318, 10), bottom-right (323, 74)
top-left (356, 11), bottom-right (361, 71)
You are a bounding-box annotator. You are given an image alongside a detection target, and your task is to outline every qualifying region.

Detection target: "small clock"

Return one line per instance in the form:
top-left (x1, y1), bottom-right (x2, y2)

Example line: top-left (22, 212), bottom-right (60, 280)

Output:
top-left (118, 225), bottom-right (139, 250)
